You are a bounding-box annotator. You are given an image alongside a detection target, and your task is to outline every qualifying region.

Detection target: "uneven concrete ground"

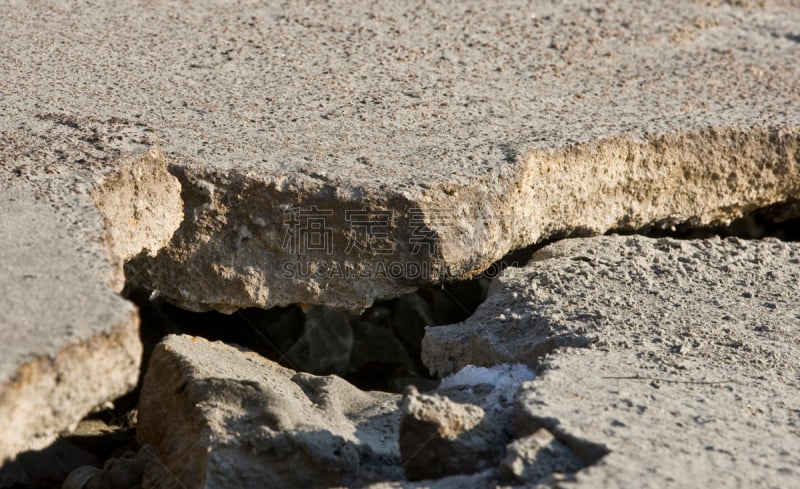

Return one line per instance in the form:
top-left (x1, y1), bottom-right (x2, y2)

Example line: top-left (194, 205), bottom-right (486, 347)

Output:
top-left (0, 0), bottom-right (799, 482)
top-left (425, 235), bottom-right (800, 487)
top-left (3, 0), bottom-right (799, 314)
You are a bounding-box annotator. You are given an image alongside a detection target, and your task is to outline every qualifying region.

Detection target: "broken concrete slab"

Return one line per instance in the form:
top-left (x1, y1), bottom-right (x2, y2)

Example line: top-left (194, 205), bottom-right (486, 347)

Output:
top-left (0, 188), bottom-right (139, 463)
top-left (424, 234), bottom-right (800, 487)
top-left (134, 334), bottom-right (569, 488)
top-left (0, 144), bottom-right (181, 463)
top-left (423, 234), bottom-right (800, 375)
top-left (136, 334), bottom-right (404, 489)
top-left (2, 1), bottom-right (798, 313)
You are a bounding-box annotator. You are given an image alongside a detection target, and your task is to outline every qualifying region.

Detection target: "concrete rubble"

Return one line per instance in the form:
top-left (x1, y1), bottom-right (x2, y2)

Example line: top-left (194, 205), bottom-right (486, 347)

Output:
top-left (0, 0), bottom-right (798, 485)
top-left (398, 386), bottom-right (505, 481)
top-left (425, 235), bottom-right (800, 487)
top-left (91, 335), bottom-right (564, 489)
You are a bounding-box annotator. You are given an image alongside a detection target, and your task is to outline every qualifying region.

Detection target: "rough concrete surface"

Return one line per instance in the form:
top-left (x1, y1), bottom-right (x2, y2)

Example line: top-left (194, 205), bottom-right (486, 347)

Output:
top-left (2, 0), bottom-right (798, 314)
top-left (132, 335), bottom-right (588, 488)
top-left (399, 386), bottom-right (503, 480)
top-left (424, 235), bottom-right (800, 487)
top-left (1, 0), bottom-right (799, 478)
top-left (0, 184), bottom-right (143, 463)
top-left (0, 137), bottom-right (180, 463)
top-left (136, 334), bottom-right (403, 489)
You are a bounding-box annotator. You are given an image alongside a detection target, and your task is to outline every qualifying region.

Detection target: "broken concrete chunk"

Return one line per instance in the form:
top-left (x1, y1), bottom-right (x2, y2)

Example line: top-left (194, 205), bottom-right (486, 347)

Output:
top-left (0, 186), bottom-right (143, 464)
top-left (399, 386), bottom-right (500, 481)
top-left (423, 235), bottom-right (800, 375)
top-left (136, 335), bottom-right (402, 489)
top-left (499, 429), bottom-right (586, 486)
top-left (134, 336), bottom-right (552, 488)
top-left (425, 235), bottom-right (800, 487)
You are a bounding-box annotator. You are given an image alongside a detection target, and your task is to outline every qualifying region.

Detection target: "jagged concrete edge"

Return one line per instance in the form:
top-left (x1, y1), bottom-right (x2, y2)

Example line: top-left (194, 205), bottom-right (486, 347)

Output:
top-left (0, 149), bottom-right (181, 463)
top-left (126, 125), bottom-right (799, 313)
top-left (0, 310), bottom-right (140, 461)
top-left (91, 147), bottom-right (184, 267)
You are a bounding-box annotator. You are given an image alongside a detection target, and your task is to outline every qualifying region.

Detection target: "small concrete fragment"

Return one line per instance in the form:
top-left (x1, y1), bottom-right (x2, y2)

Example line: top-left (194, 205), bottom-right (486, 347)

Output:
top-left (398, 387), bottom-right (499, 481)
top-left (63, 447), bottom-right (157, 489)
top-left (425, 235), bottom-right (800, 487)
top-left (499, 429), bottom-right (586, 486)
top-left (136, 335), bottom-right (403, 489)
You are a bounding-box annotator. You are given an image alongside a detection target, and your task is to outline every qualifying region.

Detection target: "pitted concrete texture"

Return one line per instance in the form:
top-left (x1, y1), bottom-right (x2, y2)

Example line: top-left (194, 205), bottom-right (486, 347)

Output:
top-left (423, 235), bottom-right (800, 487)
top-left (0, 138), bottom-right (180, 461)
top-left (136, 334), bottom-right (403, 489)
top-left (3, 1), bottom-right (798, 313)
top-left (134, 335), bottom-right (573, 489)
top-left (0, 184), bottom-right (143, 463)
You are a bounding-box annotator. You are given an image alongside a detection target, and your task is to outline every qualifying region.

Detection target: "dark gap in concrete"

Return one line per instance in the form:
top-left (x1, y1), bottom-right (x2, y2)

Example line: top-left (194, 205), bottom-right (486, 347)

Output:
top-left (42, 204), bottom-right (796, 489)
top-left (616, 202), bottom-right (800, 241)
top-left (0, 439), bottom-right (97, 489)
top-left (126, 279), bottom-right (490, 395)
top-left (122, 242), bottom-right (551, 396)
top-left (0, 409), bottom-right (138, 489)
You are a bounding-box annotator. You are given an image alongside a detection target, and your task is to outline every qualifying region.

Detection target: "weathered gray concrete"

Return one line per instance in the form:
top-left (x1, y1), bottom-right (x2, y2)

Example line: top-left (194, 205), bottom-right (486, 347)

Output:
top-left (424, 235), bottom-right (800, 487)
top-left (0, 141), bottom-right (180, 461)
top-left (1, 0), bottom-right (799, 472)
top-left (3, 1), bottom-right (798, 314)
top-left (0, 185), bottom-right (140, 463)
top-left (133, 335), bottom-right (576, 488)
top-left (136, 334), bottom-right (403, 489)
top-left (399, 386), bottom-right (504, 480)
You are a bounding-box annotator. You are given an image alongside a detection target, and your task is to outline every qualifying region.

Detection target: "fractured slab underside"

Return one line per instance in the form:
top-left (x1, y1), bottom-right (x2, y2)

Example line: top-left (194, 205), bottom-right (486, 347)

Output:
top-left (1, 0), bottom-right (798, 313)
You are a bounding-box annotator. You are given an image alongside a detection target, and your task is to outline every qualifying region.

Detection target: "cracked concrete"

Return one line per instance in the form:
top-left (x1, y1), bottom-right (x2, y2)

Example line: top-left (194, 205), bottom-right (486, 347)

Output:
top-left (127, 335), bottom-right (574, 489)
top-left (0, 146), bottom-right (180, 462)
top-left (3, 0), bottom-right (799, 314)
top-left (424, 235), bottom-right (800, 487)
top-left (1, 0), bottom-right (799, 471)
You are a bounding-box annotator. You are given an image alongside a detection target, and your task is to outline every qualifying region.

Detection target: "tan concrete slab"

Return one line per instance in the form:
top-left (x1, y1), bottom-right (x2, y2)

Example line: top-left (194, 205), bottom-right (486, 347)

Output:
top-left (0, 146), bottom-right (180, 461)
top-left (3, 0), bottom-right (798, 313)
